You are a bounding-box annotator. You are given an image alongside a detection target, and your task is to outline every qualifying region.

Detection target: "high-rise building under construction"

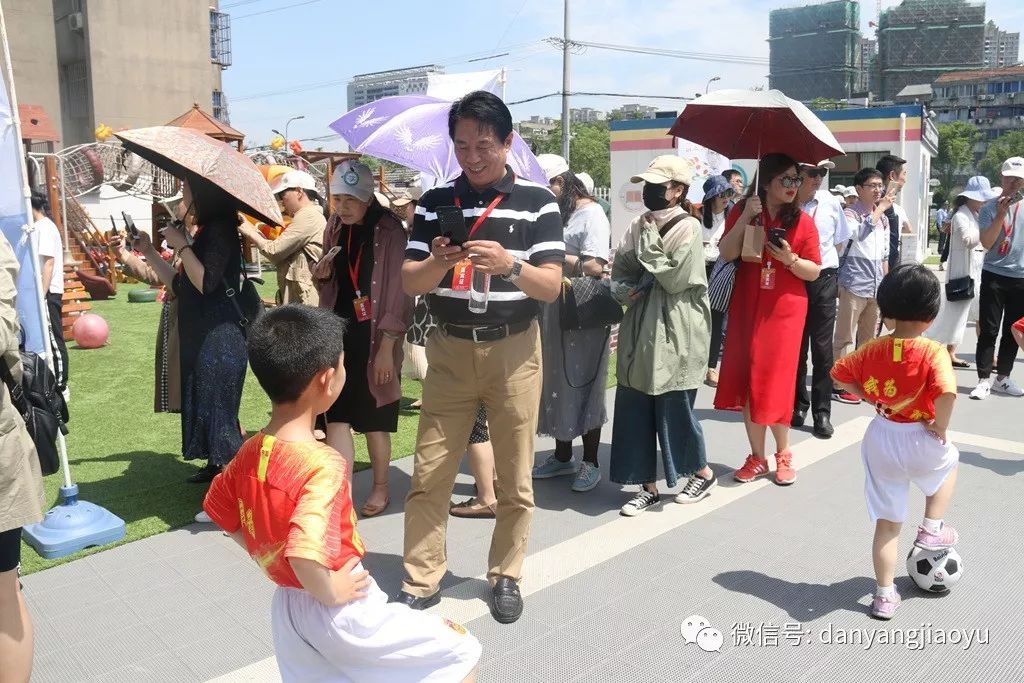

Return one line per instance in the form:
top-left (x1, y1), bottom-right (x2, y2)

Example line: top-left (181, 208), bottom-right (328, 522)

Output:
top-left (768, 1), bottom-right (861, 101)
top-left (876, 0), bottom-right (987, 101)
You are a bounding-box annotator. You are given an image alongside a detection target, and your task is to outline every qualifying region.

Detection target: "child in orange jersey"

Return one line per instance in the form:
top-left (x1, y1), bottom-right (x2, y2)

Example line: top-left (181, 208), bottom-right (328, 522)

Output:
top-left (832, 265), bottom-right (960, 621)
top-left (203, 305), bottom-right (480, 682)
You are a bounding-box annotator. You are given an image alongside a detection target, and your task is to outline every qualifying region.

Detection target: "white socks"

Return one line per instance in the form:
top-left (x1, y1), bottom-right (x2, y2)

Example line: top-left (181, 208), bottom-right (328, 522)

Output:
top-left (876, 584), bottom-right (896, 598)
top-left (922, 517), bottom-right (943, 535)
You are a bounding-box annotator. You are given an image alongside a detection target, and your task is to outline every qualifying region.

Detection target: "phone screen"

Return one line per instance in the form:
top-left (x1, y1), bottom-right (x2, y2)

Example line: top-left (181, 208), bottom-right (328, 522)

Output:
top-left (435, 205), bottom-right (469, 246)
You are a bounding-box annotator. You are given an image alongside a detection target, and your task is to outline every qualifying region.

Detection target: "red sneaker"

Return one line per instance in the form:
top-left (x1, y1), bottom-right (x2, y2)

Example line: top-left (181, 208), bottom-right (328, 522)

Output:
top-left (832, 389), bottom-right (861, 405)
top-left (774, 451), bottom-right (797, 486)
top-left (734, 455), bottom-right (770, 483)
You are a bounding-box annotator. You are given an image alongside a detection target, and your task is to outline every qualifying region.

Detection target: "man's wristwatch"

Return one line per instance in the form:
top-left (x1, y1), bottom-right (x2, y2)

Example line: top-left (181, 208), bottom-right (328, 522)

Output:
top-left (503, 256), bottom-right (524, 283)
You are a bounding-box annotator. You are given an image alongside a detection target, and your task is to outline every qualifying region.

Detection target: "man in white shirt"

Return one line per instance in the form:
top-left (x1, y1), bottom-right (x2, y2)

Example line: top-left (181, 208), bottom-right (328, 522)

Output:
top-left (876, 155), bottom-right (912, 270)
top-left (793, 161), bottom-right (852, 438)
top-left (30, 192), bottom-right (67, 391)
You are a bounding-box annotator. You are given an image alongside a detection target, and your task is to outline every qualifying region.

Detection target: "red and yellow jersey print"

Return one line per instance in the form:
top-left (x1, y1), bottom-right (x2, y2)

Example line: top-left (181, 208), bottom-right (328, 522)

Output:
top-left (831, 336), bottom-right (957, 424)
top-left (203, 434), bottom-right (365, 589)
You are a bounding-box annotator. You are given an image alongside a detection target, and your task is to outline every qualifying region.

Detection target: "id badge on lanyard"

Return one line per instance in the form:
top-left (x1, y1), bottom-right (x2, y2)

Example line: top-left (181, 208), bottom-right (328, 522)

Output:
top-left (999, 205), bottom-right (1018, 257)
top-left (760, 259), bottom-right (777, 290)
top-left (346, 229), bottom-right (372, 321)
top-left (449, 192), bottom-right (506, 291)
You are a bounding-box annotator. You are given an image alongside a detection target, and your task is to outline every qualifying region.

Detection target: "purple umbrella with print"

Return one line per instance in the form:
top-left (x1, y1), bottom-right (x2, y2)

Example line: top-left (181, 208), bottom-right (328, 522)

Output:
top-left (329, 95), bottom-right (547, 185)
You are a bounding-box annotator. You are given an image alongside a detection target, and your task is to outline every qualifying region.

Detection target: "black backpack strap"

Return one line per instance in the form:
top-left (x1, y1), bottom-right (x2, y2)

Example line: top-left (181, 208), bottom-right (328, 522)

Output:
top-left (0, 356), bottom-right (28, 414)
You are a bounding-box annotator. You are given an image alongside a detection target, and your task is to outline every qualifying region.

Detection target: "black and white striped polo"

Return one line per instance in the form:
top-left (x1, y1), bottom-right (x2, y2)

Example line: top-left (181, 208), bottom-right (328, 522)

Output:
top-left (406, 165), bottom-right (565, 325)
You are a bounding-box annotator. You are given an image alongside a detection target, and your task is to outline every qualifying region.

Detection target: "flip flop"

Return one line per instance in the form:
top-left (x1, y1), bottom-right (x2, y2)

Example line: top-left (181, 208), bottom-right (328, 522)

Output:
top-left (360, 496), bottom-right (390, 518)
top-left (951, 360), bottom-right (970, 368)
top-left (449, 497), bottom-right (497, 519)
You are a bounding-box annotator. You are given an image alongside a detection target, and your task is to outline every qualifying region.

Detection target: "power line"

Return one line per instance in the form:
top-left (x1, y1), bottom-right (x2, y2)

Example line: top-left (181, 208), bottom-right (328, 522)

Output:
top-left (547, 38), bottom-right (769, 66)
top-left (495, 0), bottom-right (531, 49)
top-left (507, 91), bottom-right (694, 106)
top-left (231, 41), bottom-right (546, 102)
top-left (234, 0), bottom-right (323, 20)
top-left (220, 0), bottom-right (266, 9)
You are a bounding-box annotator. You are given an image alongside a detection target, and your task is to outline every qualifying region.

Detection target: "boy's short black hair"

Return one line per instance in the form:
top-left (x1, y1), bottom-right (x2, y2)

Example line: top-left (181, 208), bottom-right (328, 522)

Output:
top-left (247, 305), bottom-right (346, 404)
top-left (448, 90), bottom-right (513, 143)
top-left (722, 169), bottom-right (741, 182)
top-left (877, 264), bottom-right (941, 323)
top-left (854, 167), bottom-right (883, 187)
top-left (875, 154), bottom-right (906, 181)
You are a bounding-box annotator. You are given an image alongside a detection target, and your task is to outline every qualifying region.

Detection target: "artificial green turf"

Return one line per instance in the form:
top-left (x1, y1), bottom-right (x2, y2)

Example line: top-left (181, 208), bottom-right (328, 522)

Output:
top-left (20, 282), bottom-right (618, 574)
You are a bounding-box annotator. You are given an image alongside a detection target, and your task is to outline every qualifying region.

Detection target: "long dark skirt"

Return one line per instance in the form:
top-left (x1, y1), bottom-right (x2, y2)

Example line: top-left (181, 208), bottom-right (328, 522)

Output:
top-left (180, 321), bottom-right (247, 466)
top-left (609, 385), bottom-right (706, 488)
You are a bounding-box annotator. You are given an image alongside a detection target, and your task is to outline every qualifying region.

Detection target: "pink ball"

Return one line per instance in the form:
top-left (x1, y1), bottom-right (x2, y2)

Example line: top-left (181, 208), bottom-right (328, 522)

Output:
top-left (72, 313), bottom-right (109, 349)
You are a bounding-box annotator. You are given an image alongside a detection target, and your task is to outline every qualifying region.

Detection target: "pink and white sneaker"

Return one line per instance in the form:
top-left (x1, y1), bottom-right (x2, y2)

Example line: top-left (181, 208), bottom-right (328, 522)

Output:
top-left (914, 524), bottom-right (959, 551)
top-left (870, 591), bottom-right (901, 620)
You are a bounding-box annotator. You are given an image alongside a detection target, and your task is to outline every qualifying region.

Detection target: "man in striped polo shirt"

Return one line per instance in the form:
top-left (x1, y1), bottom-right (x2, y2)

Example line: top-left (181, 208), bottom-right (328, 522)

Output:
top-left (396, 91), bottom-right (564, 624)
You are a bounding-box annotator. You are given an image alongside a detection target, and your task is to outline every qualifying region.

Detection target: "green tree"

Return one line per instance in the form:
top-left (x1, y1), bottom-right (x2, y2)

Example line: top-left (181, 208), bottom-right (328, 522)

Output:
top-left (533, 121), bottom-right (611, 187)
top-left (979, 130), bottom-right (1024, 182)
top-left (934, 121), bottom-right (980, 192)
top-left (809, 97), bottom-right (844, 110)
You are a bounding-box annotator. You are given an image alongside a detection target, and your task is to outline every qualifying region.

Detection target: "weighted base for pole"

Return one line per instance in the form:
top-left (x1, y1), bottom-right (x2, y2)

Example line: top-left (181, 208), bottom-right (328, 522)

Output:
top-left (21, 485), bottom-right (126, 560)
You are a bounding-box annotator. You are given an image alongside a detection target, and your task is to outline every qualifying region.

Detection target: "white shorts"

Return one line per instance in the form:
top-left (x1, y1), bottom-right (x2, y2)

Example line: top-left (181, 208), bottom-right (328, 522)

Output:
top-left (861, 416), bottom-right (959, 523)
top-left (271, 568), bottom-right (481, 683)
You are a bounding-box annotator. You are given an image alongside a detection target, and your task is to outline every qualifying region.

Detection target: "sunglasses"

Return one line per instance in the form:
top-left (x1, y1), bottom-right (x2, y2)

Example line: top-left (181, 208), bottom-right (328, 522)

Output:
top-left (778, 175), bottom-right (803, 189)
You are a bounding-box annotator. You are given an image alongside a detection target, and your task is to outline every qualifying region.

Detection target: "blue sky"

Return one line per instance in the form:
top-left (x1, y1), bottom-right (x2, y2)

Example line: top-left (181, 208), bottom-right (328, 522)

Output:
top-left (222, 0), bottom-right (1024, 149)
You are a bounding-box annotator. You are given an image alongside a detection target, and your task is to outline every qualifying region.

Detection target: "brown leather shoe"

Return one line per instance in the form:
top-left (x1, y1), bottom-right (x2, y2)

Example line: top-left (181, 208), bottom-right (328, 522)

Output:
top-left (449, 497), bottom-right (497, 519)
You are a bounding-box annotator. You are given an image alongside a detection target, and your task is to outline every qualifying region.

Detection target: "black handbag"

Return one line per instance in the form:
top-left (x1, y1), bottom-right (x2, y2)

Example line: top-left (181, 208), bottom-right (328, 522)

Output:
top-left (1, 351), bottom-right (69, 476)
top-left (558, 276), bottom-right (623, 330)
top-left (945, 276), bottom-right (974, 302)
top-left (225, 268), bottom-right (265, 330)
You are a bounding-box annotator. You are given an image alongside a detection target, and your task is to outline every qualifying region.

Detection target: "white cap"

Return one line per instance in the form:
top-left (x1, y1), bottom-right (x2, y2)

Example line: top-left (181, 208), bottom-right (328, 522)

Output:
top-left (831, 184), bottom-right (846, 195)
top-left (270, 170), bottom-right (317, 196)
top-left (576, 171), bottom-right (595, 195)
top-left (630, 155), bottom-right (694, 186)
top-left (391, 185), bottom-right (423, 207)
top-left (537, 153), bottom-right (570, 181)
top-left (799, 160), bottom-right (836, 170)
top-left (844, 186), bottom-right (858, 198)
top-left (329, 160), bottom-right (374, 203)
top-left (1001, 156), bottom-right (1024, 179)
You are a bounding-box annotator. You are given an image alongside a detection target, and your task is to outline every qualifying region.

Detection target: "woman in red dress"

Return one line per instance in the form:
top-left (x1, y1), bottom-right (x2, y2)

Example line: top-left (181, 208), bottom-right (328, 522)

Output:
top-left (714, 153), bottom-right (822, 485)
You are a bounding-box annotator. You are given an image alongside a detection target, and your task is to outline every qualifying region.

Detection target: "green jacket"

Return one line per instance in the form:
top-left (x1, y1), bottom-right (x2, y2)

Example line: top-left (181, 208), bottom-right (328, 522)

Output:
top-left (611, 209), bottom-right (711, 395)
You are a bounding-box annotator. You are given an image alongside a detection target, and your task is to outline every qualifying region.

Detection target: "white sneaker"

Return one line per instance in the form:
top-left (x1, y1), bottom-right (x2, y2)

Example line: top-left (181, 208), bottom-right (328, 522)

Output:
top-left (969, 379), bottom-right (992, 400)
top-left (993, 376), bottom-right (1024, 397)
top-left (194, 511), bottom-right (212, 523)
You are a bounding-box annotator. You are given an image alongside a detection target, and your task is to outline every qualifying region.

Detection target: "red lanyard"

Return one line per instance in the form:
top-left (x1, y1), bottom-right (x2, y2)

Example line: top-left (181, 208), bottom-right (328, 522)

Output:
top-left (454, 193), bottom-right (506, 239)
top-left (1000, 205), bottom-right (1019, 256)
top-left (345, 227), bottom-right (365, 296)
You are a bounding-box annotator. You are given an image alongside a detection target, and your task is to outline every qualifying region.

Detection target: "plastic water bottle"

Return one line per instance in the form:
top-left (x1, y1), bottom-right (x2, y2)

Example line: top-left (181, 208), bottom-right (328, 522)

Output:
top-left (468, 268), bottom-right (490, 314)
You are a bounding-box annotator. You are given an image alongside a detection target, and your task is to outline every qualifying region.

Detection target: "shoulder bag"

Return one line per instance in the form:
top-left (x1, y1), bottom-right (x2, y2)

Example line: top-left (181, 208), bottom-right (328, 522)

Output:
top-left (945, 275), bottom-right (974, 302)
top-left (1, 351), bottom-right (69, 476)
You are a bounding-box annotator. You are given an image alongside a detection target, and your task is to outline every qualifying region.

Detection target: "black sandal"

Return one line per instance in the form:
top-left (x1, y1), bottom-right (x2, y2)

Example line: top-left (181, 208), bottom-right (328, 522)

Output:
top-left (951, 359), bottom-right (971, 369)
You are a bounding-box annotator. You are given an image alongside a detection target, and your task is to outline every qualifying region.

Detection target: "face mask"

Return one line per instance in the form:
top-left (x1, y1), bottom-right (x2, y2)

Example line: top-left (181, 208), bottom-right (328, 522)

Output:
top-left (643, 183), bottom-right (671, 211)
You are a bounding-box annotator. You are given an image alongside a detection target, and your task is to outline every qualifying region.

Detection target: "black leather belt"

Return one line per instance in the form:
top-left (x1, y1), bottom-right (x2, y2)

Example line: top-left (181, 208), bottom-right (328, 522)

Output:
top-left (441, 320), bottom-right (531, 342)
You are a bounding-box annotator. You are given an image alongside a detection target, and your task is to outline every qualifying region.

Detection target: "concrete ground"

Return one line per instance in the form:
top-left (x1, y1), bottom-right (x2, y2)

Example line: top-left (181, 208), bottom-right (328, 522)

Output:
top-left (22, 348), bottom-right (1024, 683)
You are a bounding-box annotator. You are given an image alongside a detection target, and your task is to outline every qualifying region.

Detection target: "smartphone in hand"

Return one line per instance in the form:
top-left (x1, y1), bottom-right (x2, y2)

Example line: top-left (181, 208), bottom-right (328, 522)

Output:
top-left (435, 205), bottom-right (469, 247)
top-left (122, 211), bottom-right (140, 241)
top-left (767, 228), bottom-right (786, 248)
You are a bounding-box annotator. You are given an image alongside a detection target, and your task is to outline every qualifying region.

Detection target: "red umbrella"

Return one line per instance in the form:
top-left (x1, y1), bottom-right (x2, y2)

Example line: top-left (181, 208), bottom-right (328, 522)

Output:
top-left (668, 89), bottom-right (844, 164)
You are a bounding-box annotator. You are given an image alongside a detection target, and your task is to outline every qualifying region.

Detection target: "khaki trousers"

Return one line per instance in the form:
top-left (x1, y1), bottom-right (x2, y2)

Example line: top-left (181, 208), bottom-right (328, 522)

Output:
top-left (833, 285), bottom-right (880, 387)
top-left (402, 321), bottom-right (542, 596)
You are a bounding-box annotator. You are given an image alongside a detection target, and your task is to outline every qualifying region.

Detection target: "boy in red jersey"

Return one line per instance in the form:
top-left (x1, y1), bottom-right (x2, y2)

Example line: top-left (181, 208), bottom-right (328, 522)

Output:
top-left (204, 305), bottom-right (480, 682)
top-left (832, 265), bottom-right (960, 622)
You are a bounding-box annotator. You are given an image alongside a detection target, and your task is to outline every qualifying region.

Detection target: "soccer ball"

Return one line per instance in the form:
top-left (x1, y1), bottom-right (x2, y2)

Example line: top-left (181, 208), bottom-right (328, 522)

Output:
top-left (906, 546), bottom-right (963, 593)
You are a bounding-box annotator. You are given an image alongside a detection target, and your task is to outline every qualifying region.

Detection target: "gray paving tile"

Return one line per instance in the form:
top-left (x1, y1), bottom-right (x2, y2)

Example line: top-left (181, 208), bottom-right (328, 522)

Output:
top-left (476, 659), bottom-right (547, 683)
top-left (169, 542), bottom-right (251, 579)
top-left (463, 614), bottom-right (553, 657)
top-left (47, 597), bottom-right (143, 645)
top-left (24, 574), bottom-right (114, 615)
top-left (139, 527), bottom-right (220, 559)
top-left (72, 624), bottom-right (167, 678)
top-left (176, 625), bottom-right (271, 681)
top-left (122, 579), bottom-right (202, 620)
top-left (83, 539), bottom-right (161, 575)
top-left (145, 602), bottom-right (241, 651)
top-left (91, 651), bottom-right (201, 683)
top-left (184, 559), bottom-right (263, 601)
top-left (98, 560), bottom-right (187, 597)
top-left (31, 649), bottom-right (89, 683)
top-left (500, 630), bottom-right (607, 683)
